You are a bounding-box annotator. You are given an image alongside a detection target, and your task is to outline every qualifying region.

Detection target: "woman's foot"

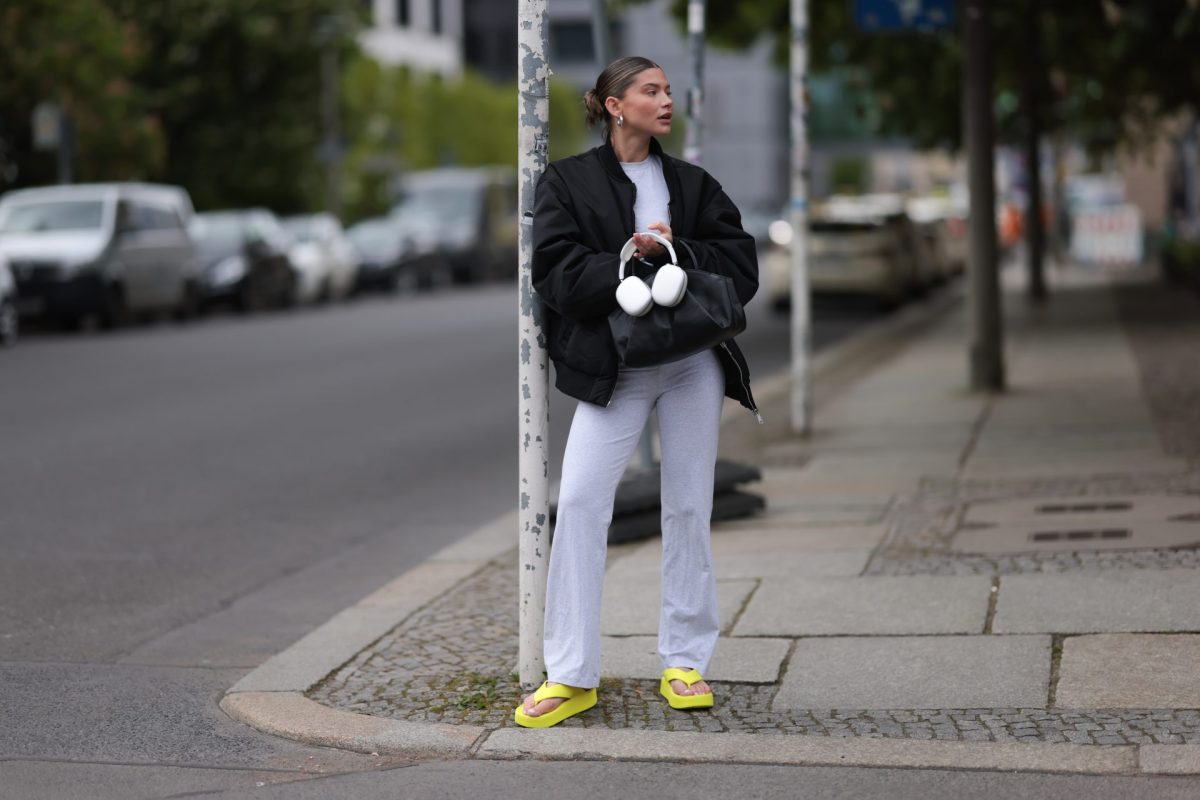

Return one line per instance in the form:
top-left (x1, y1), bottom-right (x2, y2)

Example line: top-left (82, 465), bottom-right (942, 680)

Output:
top-left (521, 682), bottom-right (568, 718)
top-left (514, 682), bottom-right (598, 728)
top-left (668, 667), bottom-right (710, 698)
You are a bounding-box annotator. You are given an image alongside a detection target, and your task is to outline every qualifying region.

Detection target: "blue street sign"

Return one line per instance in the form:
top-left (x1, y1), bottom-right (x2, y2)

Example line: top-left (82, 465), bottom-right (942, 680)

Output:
top-left (854, 0), bottom-right (955, 32)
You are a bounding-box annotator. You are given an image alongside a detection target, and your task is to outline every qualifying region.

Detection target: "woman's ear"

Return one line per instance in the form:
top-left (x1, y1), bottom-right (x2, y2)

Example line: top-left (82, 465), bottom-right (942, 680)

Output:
top-left (604, 95), bottom-right (622, 119)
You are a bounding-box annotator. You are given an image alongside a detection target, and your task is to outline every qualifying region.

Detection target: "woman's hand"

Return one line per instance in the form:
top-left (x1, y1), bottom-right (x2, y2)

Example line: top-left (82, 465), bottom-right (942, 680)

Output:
top-left (633, 221), bottom-right (672, 260)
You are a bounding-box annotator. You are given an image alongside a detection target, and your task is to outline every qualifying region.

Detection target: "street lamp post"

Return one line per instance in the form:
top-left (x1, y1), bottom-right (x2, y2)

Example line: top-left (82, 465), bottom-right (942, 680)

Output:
top-left (789, 0), bottom-right (812, 434)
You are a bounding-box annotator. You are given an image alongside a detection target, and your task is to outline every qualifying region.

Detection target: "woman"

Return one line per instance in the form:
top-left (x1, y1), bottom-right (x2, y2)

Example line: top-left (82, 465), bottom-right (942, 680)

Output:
top-left (516, 56), bottom-right (759, 728)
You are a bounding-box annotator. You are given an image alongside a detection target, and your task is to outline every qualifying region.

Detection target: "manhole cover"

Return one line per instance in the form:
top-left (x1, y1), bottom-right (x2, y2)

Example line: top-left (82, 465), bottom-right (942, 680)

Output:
top-left (949, 494), bottom-right (1200, 555)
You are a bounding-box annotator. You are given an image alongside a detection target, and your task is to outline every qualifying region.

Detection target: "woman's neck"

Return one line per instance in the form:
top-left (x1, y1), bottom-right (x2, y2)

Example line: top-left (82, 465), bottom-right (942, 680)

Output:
top-left (610, 129), bottom-right (651, 163)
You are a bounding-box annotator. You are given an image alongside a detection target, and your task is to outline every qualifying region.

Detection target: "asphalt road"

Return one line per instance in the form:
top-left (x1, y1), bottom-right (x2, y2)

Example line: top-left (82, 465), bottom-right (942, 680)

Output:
top-left (0, 281), bottom-right (891, 796)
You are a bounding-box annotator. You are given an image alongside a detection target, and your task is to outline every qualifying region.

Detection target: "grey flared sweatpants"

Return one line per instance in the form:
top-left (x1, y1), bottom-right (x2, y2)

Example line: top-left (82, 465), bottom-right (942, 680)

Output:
top-left (544, 349), bottom-right (725, 688)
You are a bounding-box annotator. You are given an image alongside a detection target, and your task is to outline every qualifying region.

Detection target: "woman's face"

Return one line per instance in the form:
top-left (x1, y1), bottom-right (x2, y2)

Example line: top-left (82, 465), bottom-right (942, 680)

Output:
top-left (609, 68), bottom-right (673, 137)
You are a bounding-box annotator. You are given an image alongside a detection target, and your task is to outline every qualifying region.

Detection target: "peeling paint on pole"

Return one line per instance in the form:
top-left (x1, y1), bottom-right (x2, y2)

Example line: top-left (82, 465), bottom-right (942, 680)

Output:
top-left (517, 0), bottom-right (551, 690)
top-left (790, 0), bottom-right (812, 433)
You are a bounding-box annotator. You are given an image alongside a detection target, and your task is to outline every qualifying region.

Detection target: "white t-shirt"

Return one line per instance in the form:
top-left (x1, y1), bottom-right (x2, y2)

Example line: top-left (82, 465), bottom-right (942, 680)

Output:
top-left (619, 154), bottom-right (671, 235)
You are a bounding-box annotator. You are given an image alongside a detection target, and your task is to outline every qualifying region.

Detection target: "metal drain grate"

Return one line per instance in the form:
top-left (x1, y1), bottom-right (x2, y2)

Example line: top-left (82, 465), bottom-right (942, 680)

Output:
top-left (1035, 502), bottom-right (1132, 514)
top-left (949, 494), bottom-right (1200, 555)
top-left (1029, 528), bottom-right (1131, 543)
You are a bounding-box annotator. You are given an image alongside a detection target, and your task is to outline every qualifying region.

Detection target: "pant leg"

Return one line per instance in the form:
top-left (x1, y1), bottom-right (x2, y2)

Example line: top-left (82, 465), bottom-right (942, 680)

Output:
top-left (654, 349), bottom-right (725, 674)
top-left (543, 368), bottom-right (657, 688)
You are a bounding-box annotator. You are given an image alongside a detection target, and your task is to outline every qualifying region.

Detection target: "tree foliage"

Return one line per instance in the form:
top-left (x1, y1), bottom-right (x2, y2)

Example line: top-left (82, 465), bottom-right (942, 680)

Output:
top-left (1, 0), bottom-right (587, 220)
top-left (646, 0), bottom-right (1200, 152)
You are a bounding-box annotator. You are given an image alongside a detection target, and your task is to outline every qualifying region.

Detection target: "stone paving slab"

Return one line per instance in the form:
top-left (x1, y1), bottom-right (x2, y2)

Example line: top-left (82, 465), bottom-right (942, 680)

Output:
top-left (992, 569), bottom-right (1200, 634)
top-left (734, 576), bottom-right (992, 636)
top-left (963, 454), bottom-right (1188, 481)
top-left (605, 544), bottom-right (870, 582)
top-left (774, 635), bottom-right (1052, 710)
top-left (599, 636), bottom-right (789, 683)
top-left (1056, 634), bottom-right (1200, 709)
top-left (600, 578), bottom-right (755, 636)
top-left (710, 524), bottom-right (888, 555)
top-left (477, 727), bottom-right (1139, 773)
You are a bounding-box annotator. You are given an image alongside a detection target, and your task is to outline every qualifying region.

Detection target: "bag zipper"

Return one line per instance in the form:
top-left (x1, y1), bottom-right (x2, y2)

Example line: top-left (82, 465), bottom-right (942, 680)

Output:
top-left (719, 341), bottom-right (764, 424)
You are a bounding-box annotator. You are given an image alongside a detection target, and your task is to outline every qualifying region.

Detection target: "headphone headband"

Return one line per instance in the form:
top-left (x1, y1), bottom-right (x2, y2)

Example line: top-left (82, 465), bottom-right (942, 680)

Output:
top-left (618, 232), bottom-right (678, 280)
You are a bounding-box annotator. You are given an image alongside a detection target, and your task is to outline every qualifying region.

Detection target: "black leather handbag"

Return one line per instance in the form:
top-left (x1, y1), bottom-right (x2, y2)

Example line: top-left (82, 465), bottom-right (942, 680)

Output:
top-left (608, 236), bottom-right (746, 368)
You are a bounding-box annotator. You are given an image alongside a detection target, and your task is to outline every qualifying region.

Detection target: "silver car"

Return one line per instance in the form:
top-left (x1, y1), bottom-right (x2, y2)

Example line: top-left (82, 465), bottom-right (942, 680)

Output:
top-left (0, 183), bottom-right (200, 328)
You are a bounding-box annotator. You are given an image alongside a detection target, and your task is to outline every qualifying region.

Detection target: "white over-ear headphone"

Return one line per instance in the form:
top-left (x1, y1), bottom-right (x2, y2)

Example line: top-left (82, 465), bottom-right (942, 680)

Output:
top-left (614, 231), bottom-right (688, 317)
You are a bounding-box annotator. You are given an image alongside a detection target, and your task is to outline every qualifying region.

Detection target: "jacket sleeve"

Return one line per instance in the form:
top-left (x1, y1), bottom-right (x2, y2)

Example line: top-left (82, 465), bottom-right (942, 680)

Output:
top-left (675, 173), bottom-right (759, 306)
top-left (531, 166), bottom-right (621, 321)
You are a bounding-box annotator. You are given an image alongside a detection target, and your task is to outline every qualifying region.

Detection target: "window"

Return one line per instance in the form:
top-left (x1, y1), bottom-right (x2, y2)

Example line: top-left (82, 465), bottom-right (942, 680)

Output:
top-left (431, 0), bottom-right (442, 34)
top-left (549, 21), bottom-right (595, 64)
top-left (395, 0), bottom-right (409, 26)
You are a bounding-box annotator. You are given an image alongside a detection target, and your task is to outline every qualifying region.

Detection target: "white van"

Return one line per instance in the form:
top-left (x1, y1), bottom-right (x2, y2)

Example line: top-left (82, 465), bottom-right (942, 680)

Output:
top-left (0, 183), bottom-right (200, 328)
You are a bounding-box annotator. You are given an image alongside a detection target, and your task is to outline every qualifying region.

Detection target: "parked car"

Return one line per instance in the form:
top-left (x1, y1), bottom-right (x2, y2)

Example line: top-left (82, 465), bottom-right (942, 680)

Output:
top-left (391, 167), bottom-right (518, 285)
top-left (0, 183), bottom-right (200, 328)
top-left (346, 216), bottom-right (406, 293)
top-left (764, 195), bottom-right (931, 310)
top-left (0, 254), bottom-right (17, 347)
top-left (280, 213), bottom-right (360, 303)
top-left (188, 209), bottom-right (295, 312)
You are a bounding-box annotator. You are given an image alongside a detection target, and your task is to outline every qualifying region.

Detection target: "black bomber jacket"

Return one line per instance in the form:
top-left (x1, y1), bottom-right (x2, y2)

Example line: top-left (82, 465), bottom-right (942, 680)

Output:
top-left (531, 137), bottom-right (761, 417)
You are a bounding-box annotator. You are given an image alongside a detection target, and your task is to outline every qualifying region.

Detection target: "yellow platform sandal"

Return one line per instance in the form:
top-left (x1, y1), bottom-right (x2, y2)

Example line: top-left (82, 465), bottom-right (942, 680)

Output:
top-left (513, 682), bottom-right (598, 728)
top-left (660, 667), bottom-right (714, 710)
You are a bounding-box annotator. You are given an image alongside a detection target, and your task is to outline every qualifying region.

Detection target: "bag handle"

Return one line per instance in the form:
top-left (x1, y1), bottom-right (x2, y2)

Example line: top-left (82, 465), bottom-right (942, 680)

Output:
top-left (617, 231), bottom-right (678, 280)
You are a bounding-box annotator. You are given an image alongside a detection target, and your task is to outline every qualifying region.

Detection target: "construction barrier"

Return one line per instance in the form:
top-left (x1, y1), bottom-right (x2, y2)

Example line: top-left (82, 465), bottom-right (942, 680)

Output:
top-left (1070, 205), bottom-right (1143, 267)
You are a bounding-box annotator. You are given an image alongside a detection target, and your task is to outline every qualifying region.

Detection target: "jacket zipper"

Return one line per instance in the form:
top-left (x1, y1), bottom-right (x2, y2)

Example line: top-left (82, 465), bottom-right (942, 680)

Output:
top-left (720, 342), bottom-right (764, 424)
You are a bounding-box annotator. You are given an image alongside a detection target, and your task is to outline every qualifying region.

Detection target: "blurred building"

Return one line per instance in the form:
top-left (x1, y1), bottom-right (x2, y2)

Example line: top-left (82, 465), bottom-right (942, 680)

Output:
top-left (359, 0), bottom-right (463, 76)
top-left (541, 0), bottom-right (788, 216)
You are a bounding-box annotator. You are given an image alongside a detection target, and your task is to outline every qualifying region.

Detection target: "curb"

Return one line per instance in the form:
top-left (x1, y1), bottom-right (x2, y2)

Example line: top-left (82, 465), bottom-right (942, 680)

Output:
top-left (221, 511), bottom-right (516, 758)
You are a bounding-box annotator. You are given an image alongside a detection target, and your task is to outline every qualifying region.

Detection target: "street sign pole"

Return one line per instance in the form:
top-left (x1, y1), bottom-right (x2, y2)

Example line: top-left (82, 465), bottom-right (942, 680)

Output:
top-left (517, 0), bottom-right (552, 690)
top-left (789, 0), bottom-right (812, 434)
top-left (683, 0), bottom-right (706, 166)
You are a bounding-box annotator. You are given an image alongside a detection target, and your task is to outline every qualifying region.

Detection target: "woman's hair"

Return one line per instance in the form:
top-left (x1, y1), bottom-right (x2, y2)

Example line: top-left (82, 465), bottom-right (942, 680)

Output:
top-left (583, 56), bottom-right (662, 138)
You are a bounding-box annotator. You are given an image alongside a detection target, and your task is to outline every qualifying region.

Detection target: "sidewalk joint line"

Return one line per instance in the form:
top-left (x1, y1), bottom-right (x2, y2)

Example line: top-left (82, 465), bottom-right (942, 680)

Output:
top-left (1047, 634), bottom-right (1067, 709)
top-left (982, 576), bottom-right (1001, 635)
top-left (724, 578), bottom-right (762, 636)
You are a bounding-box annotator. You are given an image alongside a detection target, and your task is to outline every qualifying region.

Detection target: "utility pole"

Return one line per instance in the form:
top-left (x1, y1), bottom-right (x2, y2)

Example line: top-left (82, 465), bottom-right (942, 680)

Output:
top-left (590, 0), bottom-right (613, 67)
top-left (683, 0), bottom-right (706, 166)
top-left (789, 0), bottom-right (812, 434)
top-left (1022, 0), bottom-right (1047, 302)
top-left (316, 15), bottom-right (344, 218)
top-left (964, 0), bottom-right (1005, 391)
top-left (517, 0), bottom-right (552, 690)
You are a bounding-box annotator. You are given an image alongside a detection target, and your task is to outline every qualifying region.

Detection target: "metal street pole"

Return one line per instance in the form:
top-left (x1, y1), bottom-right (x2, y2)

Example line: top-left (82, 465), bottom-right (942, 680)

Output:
top-left (789, 0), bottom-right (812, 434)
top-left (317, 16), bottom-right (344, 218)
top-left (964, 0), bottom-right (1005, 391)
top-left (1022, 0), bottom-right (1046, 302)
top-left (517, 0), bottom-right (552, 690)
top-left (683, 0), bottom-right (706, 166)
top-left (589, 0), bottom-right (612, 68)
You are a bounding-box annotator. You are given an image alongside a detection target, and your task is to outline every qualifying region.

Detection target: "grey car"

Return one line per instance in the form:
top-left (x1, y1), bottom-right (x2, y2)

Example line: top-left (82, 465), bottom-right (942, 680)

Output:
top-left (0, 182), bottom-right (200, 328)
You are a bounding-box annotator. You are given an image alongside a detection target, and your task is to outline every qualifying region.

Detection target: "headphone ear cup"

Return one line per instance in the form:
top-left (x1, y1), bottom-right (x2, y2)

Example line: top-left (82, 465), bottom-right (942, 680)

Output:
top-left (650, 264), bottom-right (688, 307)
top-left (616, 276), bottom-right (653, 316)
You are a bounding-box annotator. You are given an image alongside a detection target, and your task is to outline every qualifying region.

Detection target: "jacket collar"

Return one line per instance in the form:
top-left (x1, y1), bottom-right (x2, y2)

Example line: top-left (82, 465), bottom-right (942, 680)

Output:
top-left (598, 137), bottom-right (667, 183)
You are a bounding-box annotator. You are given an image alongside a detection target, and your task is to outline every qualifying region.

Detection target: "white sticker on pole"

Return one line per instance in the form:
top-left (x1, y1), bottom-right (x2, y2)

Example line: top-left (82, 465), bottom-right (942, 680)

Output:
top-left (688, 2), bottom-right (704, 33)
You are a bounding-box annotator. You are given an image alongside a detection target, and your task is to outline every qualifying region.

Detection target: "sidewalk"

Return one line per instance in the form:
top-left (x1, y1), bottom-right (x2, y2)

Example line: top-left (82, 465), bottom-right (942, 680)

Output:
top-left (222, 265), bottom-right (1200, 775)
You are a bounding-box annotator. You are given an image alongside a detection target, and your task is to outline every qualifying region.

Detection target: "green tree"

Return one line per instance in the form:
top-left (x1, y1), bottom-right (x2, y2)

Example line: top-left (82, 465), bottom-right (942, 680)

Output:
top-left (0, 0), bottom-right (160, 188)
top-left (644, 0), bottom-right (1200, 153)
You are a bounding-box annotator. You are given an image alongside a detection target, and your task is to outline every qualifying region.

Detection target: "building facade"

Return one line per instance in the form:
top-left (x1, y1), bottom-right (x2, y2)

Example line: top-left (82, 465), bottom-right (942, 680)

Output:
top-left (359, 0), bottom-right (464, 76)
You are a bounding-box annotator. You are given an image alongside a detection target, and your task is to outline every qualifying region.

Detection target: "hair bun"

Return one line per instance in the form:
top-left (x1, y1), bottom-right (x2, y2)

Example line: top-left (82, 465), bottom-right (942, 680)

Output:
top-left (583, 88), bottom-right (606, 128)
